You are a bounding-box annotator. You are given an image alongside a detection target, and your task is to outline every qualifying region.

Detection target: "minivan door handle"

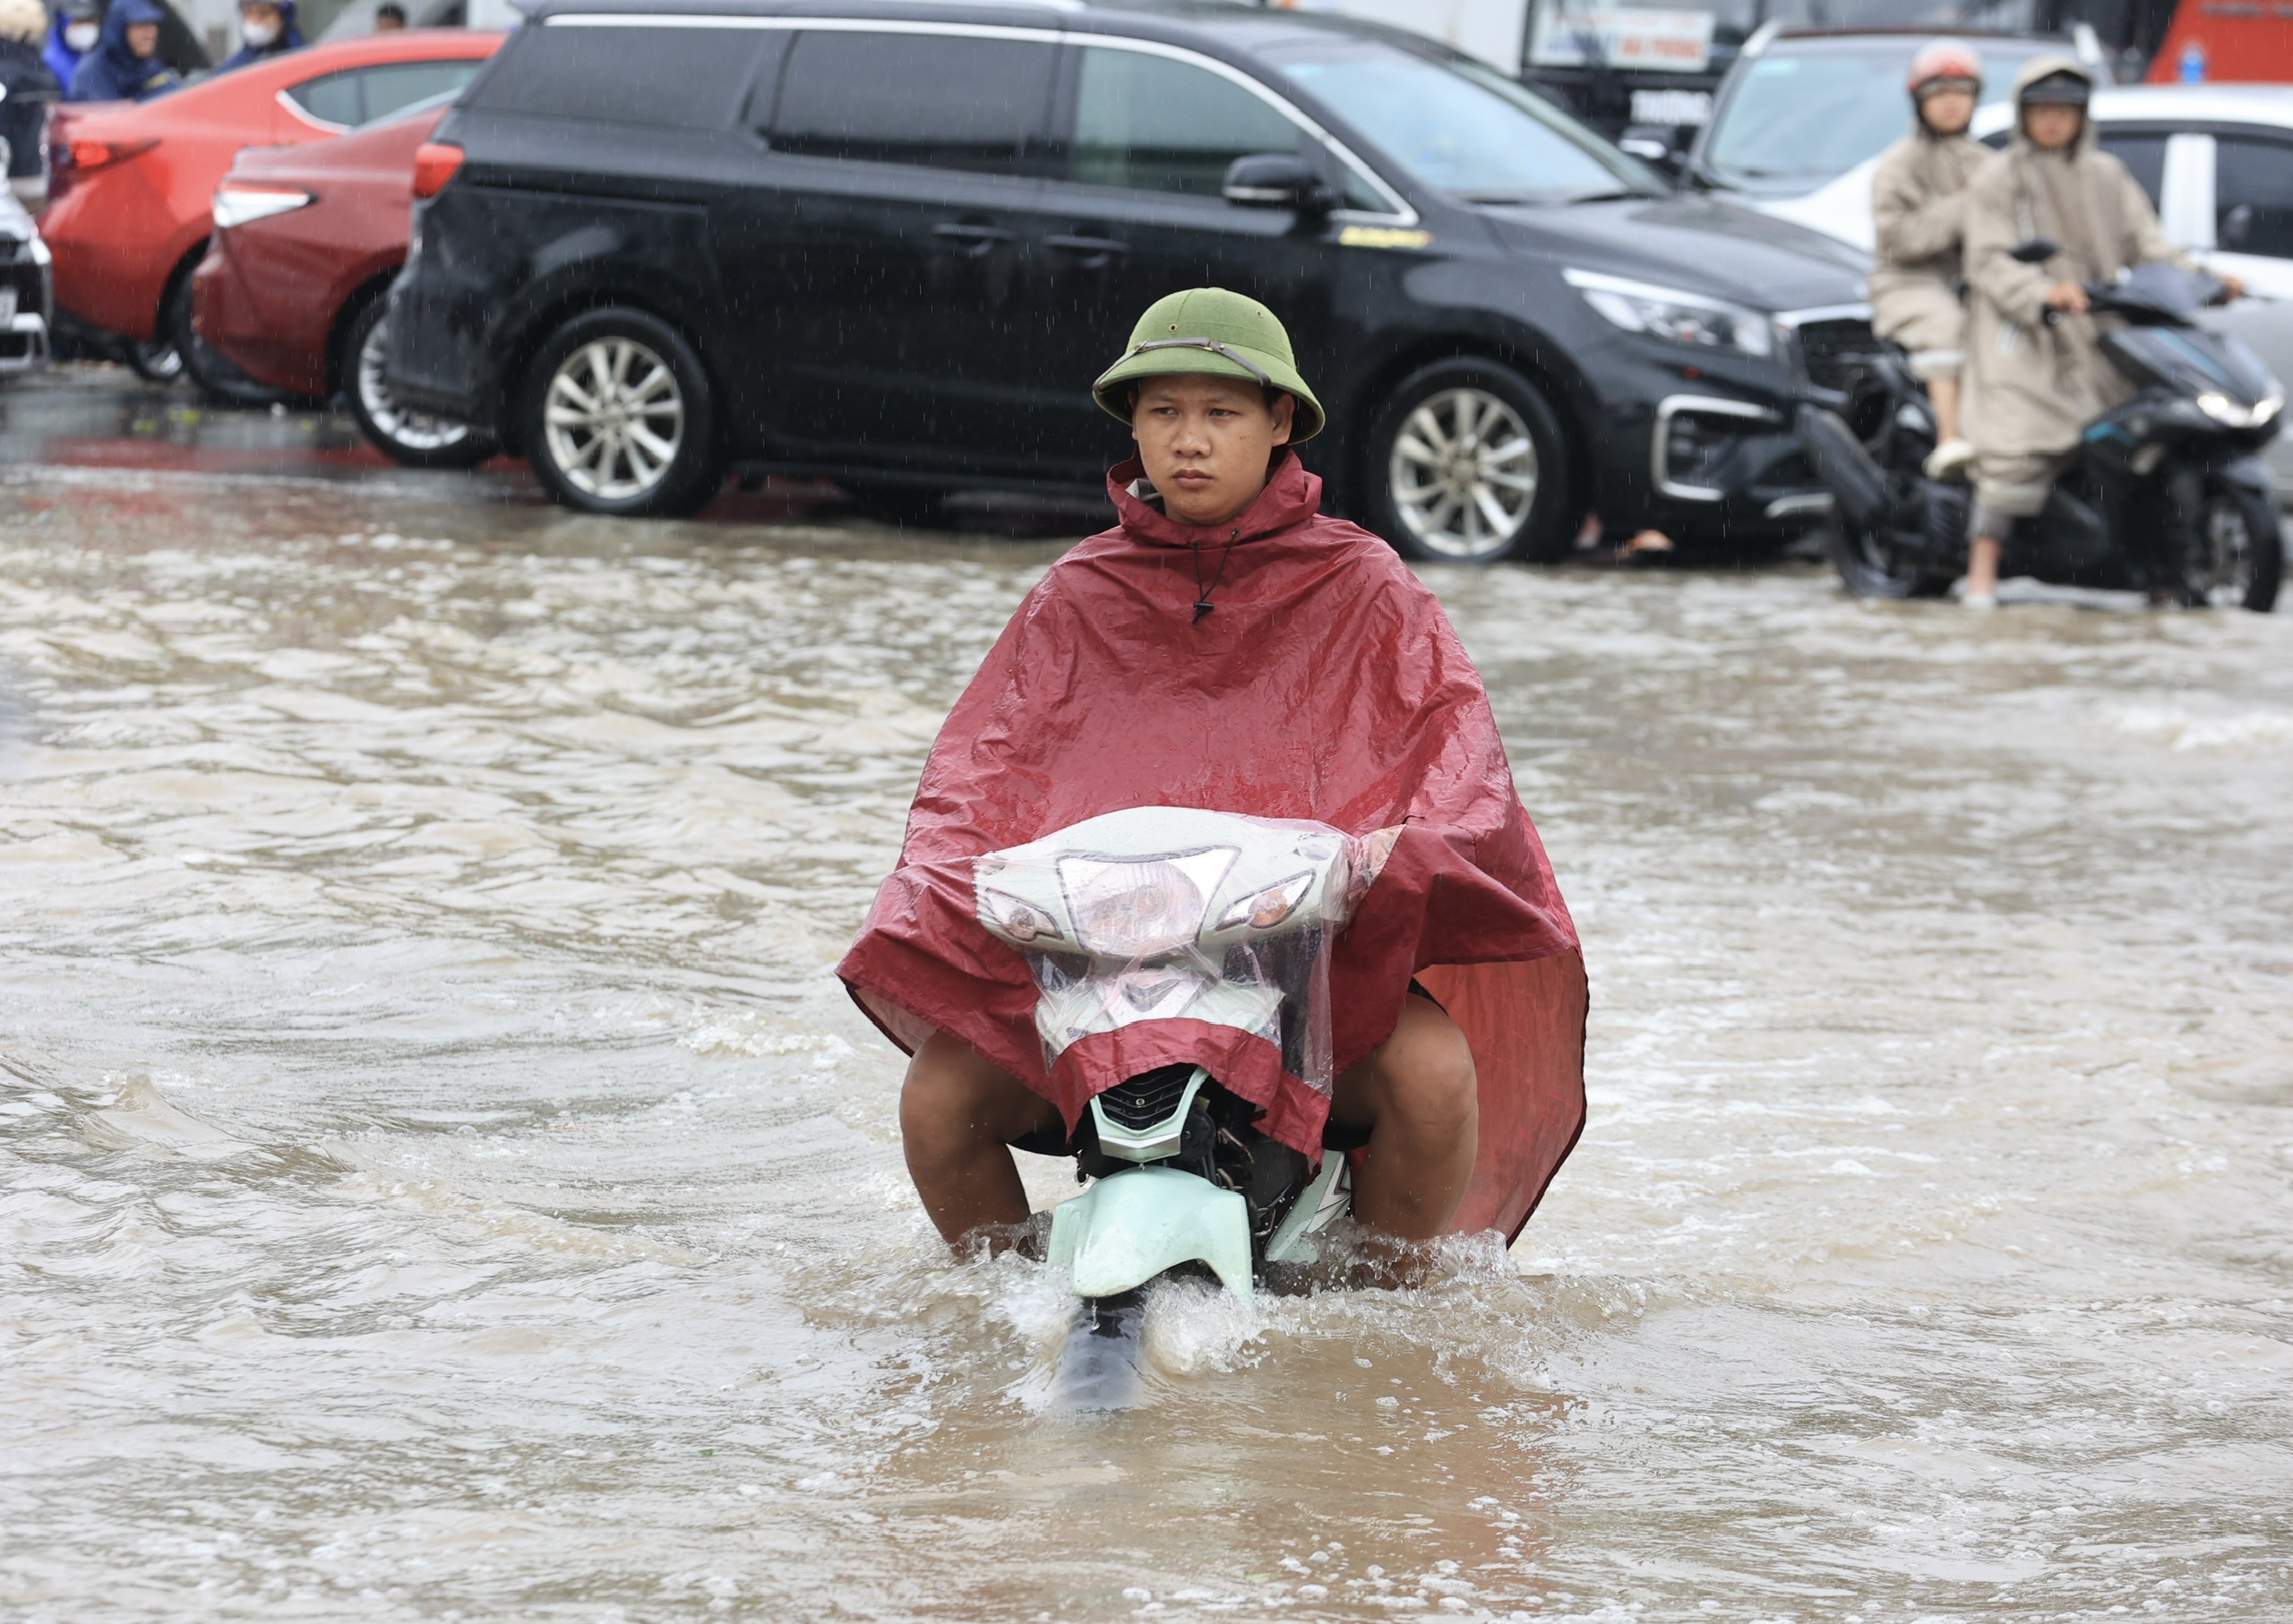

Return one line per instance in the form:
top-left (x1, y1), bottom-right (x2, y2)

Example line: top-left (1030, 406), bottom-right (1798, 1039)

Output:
top-left (933, 221), bottom-right (1017, 257)
top-left (1046, 233), bottom-right (1129, 268)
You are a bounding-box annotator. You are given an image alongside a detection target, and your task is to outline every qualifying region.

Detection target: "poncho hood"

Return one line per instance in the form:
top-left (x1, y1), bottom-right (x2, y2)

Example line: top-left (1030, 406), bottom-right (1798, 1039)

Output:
top-left (1104, 449), bottom-right (1322, 549)
top-left (838, 457), bottom-right (1587, 1242)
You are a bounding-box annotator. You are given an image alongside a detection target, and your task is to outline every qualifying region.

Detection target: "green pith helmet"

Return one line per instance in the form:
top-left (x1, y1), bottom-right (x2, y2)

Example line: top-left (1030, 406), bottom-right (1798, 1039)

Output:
top-left (1092, 287), bottom-right (1327, 443)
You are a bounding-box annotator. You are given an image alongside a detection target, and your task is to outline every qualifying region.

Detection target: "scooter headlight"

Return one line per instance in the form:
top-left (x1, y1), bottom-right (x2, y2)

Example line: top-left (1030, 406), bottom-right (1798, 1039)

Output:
top-left (2194, 390), bottom-right (2280, 428)
top-left (1214, 871), bottom-right (1315, 933)
top-left (1059, 849), bottom-right (1235, 959)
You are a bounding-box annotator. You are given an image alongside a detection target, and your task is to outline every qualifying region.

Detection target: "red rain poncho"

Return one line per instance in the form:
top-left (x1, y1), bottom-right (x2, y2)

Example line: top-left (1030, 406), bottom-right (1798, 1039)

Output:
top-left (838, 453), bottom-right (1586, 1241)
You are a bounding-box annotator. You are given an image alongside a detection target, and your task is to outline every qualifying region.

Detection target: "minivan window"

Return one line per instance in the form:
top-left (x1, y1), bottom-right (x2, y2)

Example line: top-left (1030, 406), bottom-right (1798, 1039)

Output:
top-left (2216, 134), bottom-right (2293, 259)
top-left (2097, 130), bottom-right (2168, 210)
top-left (1259, 39), bottom-right (1648, 202)
top-left (1701, 36), bottom-right (2056, 194)
top-left (1070, 47), bottom-right (1305, 198)
top-left (480, 22), bottom-right (768, 129)
top-left (772, 31), bottom-right (1054, 176)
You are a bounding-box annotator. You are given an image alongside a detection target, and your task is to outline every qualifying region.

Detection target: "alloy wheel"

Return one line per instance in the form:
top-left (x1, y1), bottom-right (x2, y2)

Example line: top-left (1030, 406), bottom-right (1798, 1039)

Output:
top-left (2189, 494), bottom-right (2257, 608)
top-left (129, 339), bottom-right (185, 384)
top-left (542, 337), bottom-right (686, 502)
top-left (357, 316), bottom-right (472, 454)
top-left (1387, 387), bottom-right (1539, 561)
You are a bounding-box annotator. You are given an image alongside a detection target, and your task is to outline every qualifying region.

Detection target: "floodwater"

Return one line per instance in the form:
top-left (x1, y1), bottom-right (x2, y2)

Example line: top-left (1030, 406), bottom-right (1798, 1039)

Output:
top-left (4, 404), bottom-right (2292, 1620)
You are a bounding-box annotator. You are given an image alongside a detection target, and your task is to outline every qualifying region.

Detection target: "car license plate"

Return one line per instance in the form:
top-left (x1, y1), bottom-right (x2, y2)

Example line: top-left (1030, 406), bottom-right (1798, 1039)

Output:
top-left (0, 287), bottom-right (16, 323)
top-left (1631, 89), bottom-right (1712, 127)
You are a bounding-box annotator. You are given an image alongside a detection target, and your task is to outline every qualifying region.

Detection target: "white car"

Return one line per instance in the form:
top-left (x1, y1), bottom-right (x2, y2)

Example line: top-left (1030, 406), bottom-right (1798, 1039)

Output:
top-left (1752, 82), bottom-right (2293, 490)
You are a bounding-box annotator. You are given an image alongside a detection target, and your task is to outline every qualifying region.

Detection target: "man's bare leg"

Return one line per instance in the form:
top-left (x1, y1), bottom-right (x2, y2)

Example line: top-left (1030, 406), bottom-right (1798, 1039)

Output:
top-left (1966, 533), bottom-right (2004, 602)
top-left (1329, 996), bottom-right (1479, 1240)
top-left (899, 1031), bottom-right (1061, 1247)
top-left (901, 997), bottom-right (1477, 1251)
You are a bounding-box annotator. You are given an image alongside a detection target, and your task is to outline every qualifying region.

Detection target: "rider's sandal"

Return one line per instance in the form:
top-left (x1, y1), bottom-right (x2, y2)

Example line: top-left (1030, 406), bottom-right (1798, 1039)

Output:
top-left (1922, 438), bottom-right (1976, 480)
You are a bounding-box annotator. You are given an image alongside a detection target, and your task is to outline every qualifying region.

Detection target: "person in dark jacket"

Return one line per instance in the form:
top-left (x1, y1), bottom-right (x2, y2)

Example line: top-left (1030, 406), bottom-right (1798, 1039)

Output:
top-left (66, 0), bottom-right (176, 101)
top-left (213, 0), bottom-right (298, 72)
top-left (0, 0), bottom-right (61, 204)
top-left (42, 0), bottom-right (95, 87)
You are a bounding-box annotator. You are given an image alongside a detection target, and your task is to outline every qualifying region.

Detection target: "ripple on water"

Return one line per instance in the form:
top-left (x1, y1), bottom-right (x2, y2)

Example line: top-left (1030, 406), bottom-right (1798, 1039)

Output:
top-left (3, 472), bottom-right (2292, 1619)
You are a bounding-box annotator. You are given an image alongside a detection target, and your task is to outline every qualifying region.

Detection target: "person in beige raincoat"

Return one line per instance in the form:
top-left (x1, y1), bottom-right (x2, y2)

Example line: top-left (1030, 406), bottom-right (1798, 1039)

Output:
top-left (1869, 39), bottom-right (1989, 479)
top-left (1959, 55), bottom-right (2240, 607)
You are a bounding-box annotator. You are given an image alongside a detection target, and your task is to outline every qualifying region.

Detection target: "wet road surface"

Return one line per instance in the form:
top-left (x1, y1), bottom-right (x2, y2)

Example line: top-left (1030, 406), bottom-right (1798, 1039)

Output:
top-left (4, 372), bottom-right (2292, 1621)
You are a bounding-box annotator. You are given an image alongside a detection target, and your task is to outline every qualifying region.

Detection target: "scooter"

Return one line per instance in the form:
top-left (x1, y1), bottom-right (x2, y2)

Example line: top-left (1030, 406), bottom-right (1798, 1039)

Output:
top-left (973, 806), bottom-right (1373, 1402)
top-left (1799, 247), bottom-right (2283, 611)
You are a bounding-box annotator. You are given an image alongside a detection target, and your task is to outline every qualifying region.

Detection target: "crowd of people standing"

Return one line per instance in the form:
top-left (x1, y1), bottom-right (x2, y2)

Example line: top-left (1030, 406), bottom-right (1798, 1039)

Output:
top-left (0, 0), bottom-right (314, 122)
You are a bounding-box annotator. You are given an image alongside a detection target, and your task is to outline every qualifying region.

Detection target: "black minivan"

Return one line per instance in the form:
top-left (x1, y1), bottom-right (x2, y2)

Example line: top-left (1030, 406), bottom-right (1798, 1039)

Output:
top-left (385, 0), bottom-right (1876, 562)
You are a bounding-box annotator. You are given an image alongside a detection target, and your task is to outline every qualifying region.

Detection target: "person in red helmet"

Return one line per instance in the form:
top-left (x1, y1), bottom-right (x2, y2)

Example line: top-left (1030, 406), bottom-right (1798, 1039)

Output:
top-left (1869, 39), bottom-right (1989, 480)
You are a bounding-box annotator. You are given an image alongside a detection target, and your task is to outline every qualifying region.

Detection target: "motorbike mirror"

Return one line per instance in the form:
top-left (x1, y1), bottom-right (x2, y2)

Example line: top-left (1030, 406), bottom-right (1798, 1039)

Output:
top-left (2008, 236), bottom-right (2059, 264)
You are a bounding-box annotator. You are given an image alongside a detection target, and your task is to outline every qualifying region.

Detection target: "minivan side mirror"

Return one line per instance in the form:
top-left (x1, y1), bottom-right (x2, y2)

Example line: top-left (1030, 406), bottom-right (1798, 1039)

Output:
top-left (2007, 236), bottom-right (2059, 264)
top-left (1223, 153), bottom-right (1336, 216)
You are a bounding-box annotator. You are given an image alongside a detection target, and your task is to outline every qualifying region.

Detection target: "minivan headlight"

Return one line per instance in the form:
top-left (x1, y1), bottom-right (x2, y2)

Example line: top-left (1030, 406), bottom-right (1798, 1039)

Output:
top-left (1563, 268), bottom-right (1773, 359)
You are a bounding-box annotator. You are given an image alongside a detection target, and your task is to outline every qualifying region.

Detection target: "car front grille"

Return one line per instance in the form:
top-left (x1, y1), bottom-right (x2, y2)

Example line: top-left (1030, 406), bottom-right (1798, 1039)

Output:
top-left (1790, 314), bottom-right (1886, 394)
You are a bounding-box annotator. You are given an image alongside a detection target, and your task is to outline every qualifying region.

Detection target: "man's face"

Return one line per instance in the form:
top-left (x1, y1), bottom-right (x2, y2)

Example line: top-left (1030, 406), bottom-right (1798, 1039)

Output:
top-left (1920, 88), bottom-right (1976, 136)
top-left (1130, 374), bottom-right (1293, 527)
top-left (2023, 103), bottom-right (2082, 150)
top-left (125, 20), bottom-right (159, 55)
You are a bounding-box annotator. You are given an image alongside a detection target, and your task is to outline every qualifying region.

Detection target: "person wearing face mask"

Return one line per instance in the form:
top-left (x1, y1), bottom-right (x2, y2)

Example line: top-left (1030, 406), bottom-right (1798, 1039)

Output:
top-left (0, 0), bottom-right (61, 205)
top-left (1958, 56), bottom-right (2239, 609)
top-left (214, 0), bottom-right (299, 72)
top-left (43, 0), bottom-right (95, 87)
top-left (1868, 40), bottom-right (1988, 481)
top-left (66, 0), bottom-right (177, 101)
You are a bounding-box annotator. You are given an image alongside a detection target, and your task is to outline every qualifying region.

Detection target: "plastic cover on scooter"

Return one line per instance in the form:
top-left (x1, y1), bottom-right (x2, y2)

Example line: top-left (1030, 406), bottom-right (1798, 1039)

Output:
top-left (975, 806), bottom-right (1371, 1096)
top-left (840, 451), bottom-right (1588, 1242)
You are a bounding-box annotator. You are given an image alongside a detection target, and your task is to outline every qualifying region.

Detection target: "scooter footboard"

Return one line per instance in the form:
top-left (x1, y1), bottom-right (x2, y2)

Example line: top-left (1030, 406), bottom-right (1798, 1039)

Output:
top-left (1047, 1167), bottom-right (1253, 1299)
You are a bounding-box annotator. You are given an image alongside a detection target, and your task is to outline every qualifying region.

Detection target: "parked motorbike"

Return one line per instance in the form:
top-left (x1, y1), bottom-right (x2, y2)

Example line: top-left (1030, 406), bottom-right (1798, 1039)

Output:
top-left (973, 806), bottom-right (1374, 1403)
top-left (1799, 247), bottom-right (2283, 611)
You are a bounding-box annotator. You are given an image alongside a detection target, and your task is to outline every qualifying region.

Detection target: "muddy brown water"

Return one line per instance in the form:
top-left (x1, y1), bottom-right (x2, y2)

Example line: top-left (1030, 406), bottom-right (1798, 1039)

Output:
top-left (4, 455), bottom-right (2291, 1622)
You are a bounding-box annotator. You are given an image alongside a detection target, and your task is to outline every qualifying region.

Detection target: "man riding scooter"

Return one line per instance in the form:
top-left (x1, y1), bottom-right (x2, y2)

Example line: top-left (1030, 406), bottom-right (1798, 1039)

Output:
top-left (1869, 39), bottom-right (1990, 481)
top-left (1959, 56), bottom-right (2243, 609)
top-left (838, 289), bottom-right (1587, 1272)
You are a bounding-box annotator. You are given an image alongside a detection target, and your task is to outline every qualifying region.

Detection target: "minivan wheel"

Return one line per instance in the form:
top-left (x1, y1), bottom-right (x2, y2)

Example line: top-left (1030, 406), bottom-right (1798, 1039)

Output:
top-left (523, 309), bottom-right (720, 518)
top-left (340, 297), bottom-right (497, 470)
top-left (1366, 359), bottom-right (1572, 563)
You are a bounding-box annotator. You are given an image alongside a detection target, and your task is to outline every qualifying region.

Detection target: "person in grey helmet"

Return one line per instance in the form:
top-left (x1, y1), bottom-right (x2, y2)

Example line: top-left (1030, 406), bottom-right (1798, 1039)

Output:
top-left (1868, 39), bottom-right (1989, 480)
top-left (1958, 56), bottom-right (2240, 609)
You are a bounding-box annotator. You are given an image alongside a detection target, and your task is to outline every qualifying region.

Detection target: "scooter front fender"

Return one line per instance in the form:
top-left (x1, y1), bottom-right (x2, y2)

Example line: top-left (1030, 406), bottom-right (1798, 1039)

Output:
top-left (2202, 451), bottom-right (2277, 496)
top-left (1047, 1167), bottom-right (1253, 1300)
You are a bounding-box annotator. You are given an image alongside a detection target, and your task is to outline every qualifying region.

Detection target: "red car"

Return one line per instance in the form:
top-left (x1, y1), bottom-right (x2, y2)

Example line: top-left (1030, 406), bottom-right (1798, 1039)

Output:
top-left (44, 29), bottom-right (501, 403)
top-left (195, 98), bottom-right (492, 466)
